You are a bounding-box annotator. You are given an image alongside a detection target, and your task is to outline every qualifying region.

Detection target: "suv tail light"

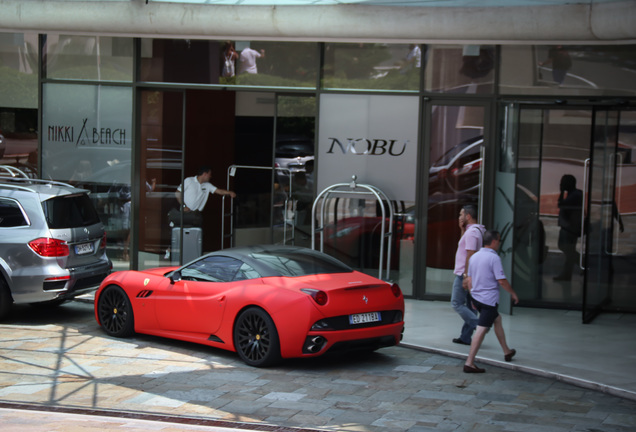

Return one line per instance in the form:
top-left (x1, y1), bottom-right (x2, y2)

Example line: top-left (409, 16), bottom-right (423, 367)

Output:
top-left (28, 238), bottom-right (70, 257)
top-left (99, 232), bottom-right (107, 250)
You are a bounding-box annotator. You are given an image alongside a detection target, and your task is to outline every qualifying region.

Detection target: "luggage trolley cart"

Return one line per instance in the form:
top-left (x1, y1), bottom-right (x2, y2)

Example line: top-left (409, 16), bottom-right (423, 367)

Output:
top-left (221, 164), bottom-right (295, 249)
top-left (311, 175), bottom-right (394, 281)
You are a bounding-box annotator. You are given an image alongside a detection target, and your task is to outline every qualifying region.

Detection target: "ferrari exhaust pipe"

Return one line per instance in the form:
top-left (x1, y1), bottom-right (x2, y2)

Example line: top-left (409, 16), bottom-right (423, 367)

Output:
top-left (304, 336), bottom-right (326, 353)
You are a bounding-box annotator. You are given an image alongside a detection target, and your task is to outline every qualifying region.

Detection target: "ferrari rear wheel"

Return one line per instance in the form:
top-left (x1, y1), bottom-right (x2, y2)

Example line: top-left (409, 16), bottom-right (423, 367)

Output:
top-left (234, 307), bottom-right (281, 367)
top-left (98, 285), bottom-right (134, 338)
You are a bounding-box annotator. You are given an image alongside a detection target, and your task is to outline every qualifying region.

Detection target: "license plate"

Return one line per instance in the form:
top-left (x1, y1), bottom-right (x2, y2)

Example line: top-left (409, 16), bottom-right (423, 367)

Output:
top-left (75, 242), bottom-right (94, 255)
top-left (349, 312), bottom-right (381, 325)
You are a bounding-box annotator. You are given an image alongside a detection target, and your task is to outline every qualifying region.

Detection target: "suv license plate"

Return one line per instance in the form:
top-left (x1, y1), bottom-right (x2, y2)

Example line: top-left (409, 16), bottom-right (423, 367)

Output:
top-left (75, 242), bottom-right (94, 255)
top-left (349, 312), bottom-right (381, 325)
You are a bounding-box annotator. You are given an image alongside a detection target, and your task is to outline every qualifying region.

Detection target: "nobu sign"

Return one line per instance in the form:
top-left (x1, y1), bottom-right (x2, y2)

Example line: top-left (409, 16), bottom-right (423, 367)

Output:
top-left (326, 138), bottom-right (408, 156)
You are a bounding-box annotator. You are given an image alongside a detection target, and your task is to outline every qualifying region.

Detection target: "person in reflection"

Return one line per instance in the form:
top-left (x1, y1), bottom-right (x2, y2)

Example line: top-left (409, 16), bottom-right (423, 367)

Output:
top-left (173, 165), bottom-right (236, 227)
top-left (463, 230), bottom-right (519, 373)
top-left (400, 44), bottom-right (421, 72)
top-left (239, 46), bottom-right (265, 74)
top-left (539, 45), bottom-right (572, 85)
top-left (554, 174), bottom-right (583, 282)
top-left (222, 41), bottom-right (239, 78)
top-left (451, 205), bottom-right (485, 346)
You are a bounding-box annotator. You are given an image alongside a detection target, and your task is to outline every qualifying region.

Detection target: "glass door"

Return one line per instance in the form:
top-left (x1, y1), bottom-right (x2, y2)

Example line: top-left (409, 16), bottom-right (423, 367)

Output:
top-left (137, 89), bottom-right (184, 269)
top-left (273, 94), bottom-right (316, 248)
top-left (424, 102), bottom-right (486, 296)
top-left (504, 104), bottom-right (636, 320)
top-left (583, 109), bottom-right (636, 322)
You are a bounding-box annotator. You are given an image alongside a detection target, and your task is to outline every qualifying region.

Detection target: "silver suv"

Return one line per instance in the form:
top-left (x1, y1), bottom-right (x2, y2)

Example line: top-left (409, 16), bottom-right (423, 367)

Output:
top-left (0, 165), bottom-right (111, 319)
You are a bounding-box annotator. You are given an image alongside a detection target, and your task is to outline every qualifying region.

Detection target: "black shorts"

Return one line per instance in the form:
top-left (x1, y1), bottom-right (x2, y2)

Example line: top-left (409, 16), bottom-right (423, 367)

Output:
top-left (472, 297), bottom-right (499, 328)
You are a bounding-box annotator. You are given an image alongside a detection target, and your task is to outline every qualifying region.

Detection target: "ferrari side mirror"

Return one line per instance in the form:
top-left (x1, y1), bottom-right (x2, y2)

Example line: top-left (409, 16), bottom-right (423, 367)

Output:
top-left (170, 270), bottom-right (182, 284)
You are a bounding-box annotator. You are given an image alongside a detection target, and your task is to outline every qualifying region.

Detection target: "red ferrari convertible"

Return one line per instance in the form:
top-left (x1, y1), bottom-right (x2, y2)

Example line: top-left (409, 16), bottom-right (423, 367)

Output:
top-left (95, 245), bottom-right (405, 367)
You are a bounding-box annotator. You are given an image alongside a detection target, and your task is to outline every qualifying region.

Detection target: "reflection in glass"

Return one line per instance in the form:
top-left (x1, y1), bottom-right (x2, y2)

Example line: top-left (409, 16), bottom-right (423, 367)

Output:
top-left (505, 106), bottom-right (636, 315)
top-left (425, 105), bottom-right (484, 295)
top-left (42, 83), bottom-right (133, 269)
top-left (425, 45), bottom-right (494, 94)
top-left (504, 108), bottom-right (591, 307)
top-left (501, 45), bottom-right (636, 96)
top-left (44, 35), bottom-right (133, 81)
top-left (608, 110), bottom-right (636, 312)
top-left (274, 95), bottom-right (316, 247)
top-left (0, 33), bottom-right (38, 108)
top-left (0, 33), bottom-right (39, 176)
top-left (141, 39), bottom-right (318, 88)
top-left (139, 90), bottom-right (183, 269)
top-left (322, 43), bottom-right (421, 91)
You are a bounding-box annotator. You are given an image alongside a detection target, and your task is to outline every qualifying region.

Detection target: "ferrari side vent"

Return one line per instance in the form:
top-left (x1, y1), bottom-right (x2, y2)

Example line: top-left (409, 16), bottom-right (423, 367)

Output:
top-left (208, 335), bottom-right (224, 343)
top-left (136, 290), bottom-right (154, 298)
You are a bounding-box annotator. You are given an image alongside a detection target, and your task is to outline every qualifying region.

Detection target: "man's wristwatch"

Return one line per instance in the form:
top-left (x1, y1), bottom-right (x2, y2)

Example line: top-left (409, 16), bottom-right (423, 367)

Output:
top-left (462, 273), bottom-right (468, 278)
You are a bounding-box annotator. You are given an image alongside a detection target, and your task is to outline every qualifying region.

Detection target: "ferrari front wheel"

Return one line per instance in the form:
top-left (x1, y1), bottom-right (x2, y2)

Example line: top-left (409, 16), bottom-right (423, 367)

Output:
top-left (233, 307), bottom-right (281, 367)
top-left (98, 285), bottom-right (135, 338)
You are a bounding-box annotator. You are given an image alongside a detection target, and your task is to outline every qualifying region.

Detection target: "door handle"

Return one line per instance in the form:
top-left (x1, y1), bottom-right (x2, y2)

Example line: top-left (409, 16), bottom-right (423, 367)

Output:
top-left (580, 158), bottom-right (590, 270)
top-left (607, 152), bottom-right (623, 256)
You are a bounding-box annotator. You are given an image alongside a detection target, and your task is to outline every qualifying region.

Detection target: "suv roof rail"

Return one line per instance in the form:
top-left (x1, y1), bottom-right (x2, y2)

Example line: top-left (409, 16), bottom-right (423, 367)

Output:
top-left (0, 165), bottom-right (75, 190)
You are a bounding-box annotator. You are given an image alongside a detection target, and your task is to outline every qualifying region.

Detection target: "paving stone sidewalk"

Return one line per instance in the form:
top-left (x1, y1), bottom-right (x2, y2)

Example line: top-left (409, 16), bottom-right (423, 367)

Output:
top-left (0, 301), bottom-right (635, 431)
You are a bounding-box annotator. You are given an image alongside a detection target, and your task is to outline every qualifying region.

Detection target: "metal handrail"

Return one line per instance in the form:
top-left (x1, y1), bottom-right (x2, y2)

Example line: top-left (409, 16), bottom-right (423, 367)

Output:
top-left (311, 176), bottom-right (394, 281)
top-left (607, 152), bottom-right (623, 256)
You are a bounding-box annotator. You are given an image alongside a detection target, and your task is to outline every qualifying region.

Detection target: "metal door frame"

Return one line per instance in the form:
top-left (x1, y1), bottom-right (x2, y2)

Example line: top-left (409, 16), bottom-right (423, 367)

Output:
top-left (221, 164), bottom-right (294, 249)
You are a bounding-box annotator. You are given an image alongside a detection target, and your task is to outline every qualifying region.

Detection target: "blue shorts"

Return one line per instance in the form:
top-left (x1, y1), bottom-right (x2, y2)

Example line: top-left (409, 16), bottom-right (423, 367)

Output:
top-left (471, 297), bottom-right (499, 328)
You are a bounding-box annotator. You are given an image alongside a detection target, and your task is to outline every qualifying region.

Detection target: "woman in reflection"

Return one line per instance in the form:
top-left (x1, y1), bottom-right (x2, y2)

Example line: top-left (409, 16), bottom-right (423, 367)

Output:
top-left (554, 174), bottom-right (582, 281)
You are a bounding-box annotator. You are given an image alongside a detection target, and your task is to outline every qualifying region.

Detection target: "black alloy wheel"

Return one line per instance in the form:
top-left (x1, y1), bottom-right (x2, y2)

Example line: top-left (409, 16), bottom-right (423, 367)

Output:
top-left (98, 285), bottom-right (135, 338)
top-left (233, 307), bottom-right (281, 367)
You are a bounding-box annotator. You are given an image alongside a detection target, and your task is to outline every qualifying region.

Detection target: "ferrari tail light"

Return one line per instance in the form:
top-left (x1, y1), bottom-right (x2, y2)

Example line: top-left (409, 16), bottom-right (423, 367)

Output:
top-left (301, 288), bottom-right (328, 306)
top-left (28, 237), bottom-right (70, 257)
top-left (390, 283), bottom-right (402, 298)
top-left (452, 159), bottom-right (482, 177)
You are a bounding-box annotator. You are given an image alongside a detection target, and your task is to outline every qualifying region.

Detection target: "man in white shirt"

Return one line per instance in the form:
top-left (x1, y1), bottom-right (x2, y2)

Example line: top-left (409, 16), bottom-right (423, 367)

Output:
top-left (463, 230), bottom-right (519, 373)
top-left (239, 47), bottom-right (265, 74)
top-left (174, 165), bottom-right (236, 227)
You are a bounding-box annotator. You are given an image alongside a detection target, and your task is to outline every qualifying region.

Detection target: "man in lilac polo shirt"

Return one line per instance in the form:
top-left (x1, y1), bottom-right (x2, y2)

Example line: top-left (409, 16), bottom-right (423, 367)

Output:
top-left (451, 205), bottom-right (485, 345)
top-left (463, 230), bottom-right (519, 373)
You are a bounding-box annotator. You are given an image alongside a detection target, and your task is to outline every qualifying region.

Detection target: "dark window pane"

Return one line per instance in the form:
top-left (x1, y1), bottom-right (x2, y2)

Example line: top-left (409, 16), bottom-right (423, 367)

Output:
top-left (0, 199), bottom-right (28, 227)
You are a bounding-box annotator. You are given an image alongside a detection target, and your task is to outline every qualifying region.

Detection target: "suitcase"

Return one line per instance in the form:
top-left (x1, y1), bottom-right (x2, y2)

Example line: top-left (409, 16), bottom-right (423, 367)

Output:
top-left (171, 227), bottom-right (202, 264)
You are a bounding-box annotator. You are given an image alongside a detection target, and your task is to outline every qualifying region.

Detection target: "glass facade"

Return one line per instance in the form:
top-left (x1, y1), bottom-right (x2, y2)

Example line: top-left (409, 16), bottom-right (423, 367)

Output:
top-left (141, 39), bottom-right (319, 88)
top-left (41, 83), bottom-right (133, 267)
top-left (0, 33), bottom-right (38, 177)
top-left (44, 35), bottom-right (133, 81)
top-left (2, 29), bottom-right (635, 315)
top-left (500, 45), bottom-right (636, 96)
top-left (425, 104), bottom-right (485, 295)
top-left (322, 43), bottom-right (421, 91)
top-left (425, 45), bottom-right (495, 94)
